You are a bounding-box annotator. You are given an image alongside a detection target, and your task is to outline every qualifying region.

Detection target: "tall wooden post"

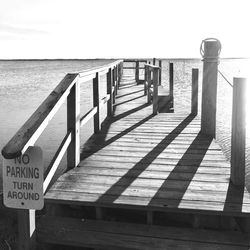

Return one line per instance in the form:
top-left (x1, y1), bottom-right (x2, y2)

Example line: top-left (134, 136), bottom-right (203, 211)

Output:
top-left (201, 40), bottom-right (220, 137)
top-left (191, 68), bottom-right (199, 115)
top-left (93, 73), bottom-right (100, 133)
top-left (169, 62), bottom-right (174, 108)
top-left (231, 77), bottom-right (246, 186)
top-left (67, 79), bottom-right (80, 170)
top-left (107, 68), bottom-right (113, 116)
top-left (135, 61), bottom-right (139, 84)
top-left (153, 68), bottom-right (159, 115)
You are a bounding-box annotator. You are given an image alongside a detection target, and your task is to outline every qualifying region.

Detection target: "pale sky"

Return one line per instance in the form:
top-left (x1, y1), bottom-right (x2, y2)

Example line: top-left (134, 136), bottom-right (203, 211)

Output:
top-left (0, 0), bottom-right (249, 59)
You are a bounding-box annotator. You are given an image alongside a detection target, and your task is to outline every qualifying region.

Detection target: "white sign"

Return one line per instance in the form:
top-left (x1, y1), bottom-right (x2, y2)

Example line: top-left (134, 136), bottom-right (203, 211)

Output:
top-left (3, 146), bottom-right (44, 210)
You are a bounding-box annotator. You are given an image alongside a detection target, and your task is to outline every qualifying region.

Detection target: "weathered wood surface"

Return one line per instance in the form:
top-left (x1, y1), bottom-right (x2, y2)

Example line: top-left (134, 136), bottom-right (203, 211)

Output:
top-left (37, 216), bottom-right (250, 250)
top-left (45, 74), bottom-right (250, 216)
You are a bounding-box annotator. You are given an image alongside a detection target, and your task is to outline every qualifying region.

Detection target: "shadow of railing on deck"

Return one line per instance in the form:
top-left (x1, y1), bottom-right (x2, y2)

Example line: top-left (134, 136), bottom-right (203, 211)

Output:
top-left (114, 94), bottom-right (145, 107)
top-left (116, 89), bottom-right (144, 99)
top-left (80, 103), bottom-right (152, 160)
top-left (95, 114), bottom-right (196, 204)
top-left (224, 182), bottom-right (244, 213)
top-left (149, 132), bottom-right (213, 208)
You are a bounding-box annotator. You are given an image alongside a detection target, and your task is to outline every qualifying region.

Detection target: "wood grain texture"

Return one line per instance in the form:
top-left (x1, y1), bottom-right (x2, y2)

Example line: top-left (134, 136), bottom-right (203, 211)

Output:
top-left (37, 216), bottom-right (250, 249)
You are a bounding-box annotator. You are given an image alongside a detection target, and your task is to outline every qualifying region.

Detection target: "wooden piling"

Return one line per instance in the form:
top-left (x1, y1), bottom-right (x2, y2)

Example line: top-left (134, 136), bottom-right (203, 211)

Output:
top-left (201, 40), bottom-right (220, 137)
top-left (231, 77), bottom-right (246, 186)
top-left (67, 79), bottom-right (80, 170)
top-left (93, 73), bottom-right (100, 133)
top-left (191, 68), bottom-right (199, 115)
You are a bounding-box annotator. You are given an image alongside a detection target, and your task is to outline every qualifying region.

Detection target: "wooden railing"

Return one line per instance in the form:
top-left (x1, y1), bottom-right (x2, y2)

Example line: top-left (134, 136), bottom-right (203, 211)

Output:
top-left (200, 39), bottom-right (247, 186)
top-left (123, 59), bottom-right (149, 83)
top-left (1, 59), bottom-right (123, 249)
top-left (145, 64), bottom-right (160, 115)
top-left (145, 62), bottom-right (173, 114)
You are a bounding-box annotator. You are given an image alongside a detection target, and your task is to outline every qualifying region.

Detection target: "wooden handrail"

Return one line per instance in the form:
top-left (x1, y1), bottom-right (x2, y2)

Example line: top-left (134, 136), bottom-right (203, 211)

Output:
top-left (2, 73), bottom-right (78, 159)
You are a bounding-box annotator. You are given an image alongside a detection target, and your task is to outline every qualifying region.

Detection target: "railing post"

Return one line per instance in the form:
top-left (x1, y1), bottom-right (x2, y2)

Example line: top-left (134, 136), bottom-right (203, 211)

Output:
top-left (191, 68), bottom-right (199, 115)
top-left (67, 79), bottom-right (80, 170)
top-left (112, 68), bottom-right (115, 104)
top-left (18, 209), bottom-right (36, 250)
top-left (201, 40), bottom-right (220, 138)
top-left (147, 68), bottom-right (151, 104)
top-left (93, 72), bottom-right (100, 133)
top-left (153, 58), bottom-right (156, 65)
top-left (153, 68), bottom-right (159, 115)
top-left (144, 65), bottom-right (148, 96)
top-left (135, 61), bottom-right (139, 83)
top-left (169, 62), bottom-right (174, 108)
top-left (107, 68), bottom-right (113, 116)
top-left (159, 60), bottom-right (162, 85)
top-left (231, 77), bottom-right (246, 186)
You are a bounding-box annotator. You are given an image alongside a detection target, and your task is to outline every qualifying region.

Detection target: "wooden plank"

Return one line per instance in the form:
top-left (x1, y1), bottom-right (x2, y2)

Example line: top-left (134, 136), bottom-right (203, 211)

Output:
top-left (82, 149), bottom-right (226, 161)
top-left (67, 79), bottom-right (80, 170)
top-left (37, 217), bottom-right (250, 249)
top-left (45, 190), bottom-right (250, 215)
top-left (49, 182), bottom-right (250, 205)
top-left (37, 217), bottom-right (250, 247)
top-left (78, 161), bottom-right (230, 174)
top-left (57, 174), bottom-right (231, 192)
top-left (65, 167), bottom-right (230, 182)
top-left (2, 73), bottom-right (78, 159)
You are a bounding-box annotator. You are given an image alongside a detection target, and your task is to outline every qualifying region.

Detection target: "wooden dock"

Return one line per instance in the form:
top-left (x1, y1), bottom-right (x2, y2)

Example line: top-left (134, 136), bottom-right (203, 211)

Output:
top-left (2, 41), bottom-right (250, 250)
top-left (45, 75), bottom-right (250, 216)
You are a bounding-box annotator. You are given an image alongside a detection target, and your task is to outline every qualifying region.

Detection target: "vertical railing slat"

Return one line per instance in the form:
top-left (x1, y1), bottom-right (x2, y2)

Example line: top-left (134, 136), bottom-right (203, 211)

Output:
top-left (169, 62), bottom-right (174, 109)
top-left (107, 68), bottom-right (113, 116)
top-left (67, 79), bottom-right (80, 170)
top-left (93, 72), bottom-right (100, 133)
top-left (135, 61), bottom-right (139, 83)
top-left (153, 68), bottom-right (159, 115)
top-left (191, 68), bottom-right (199, 115)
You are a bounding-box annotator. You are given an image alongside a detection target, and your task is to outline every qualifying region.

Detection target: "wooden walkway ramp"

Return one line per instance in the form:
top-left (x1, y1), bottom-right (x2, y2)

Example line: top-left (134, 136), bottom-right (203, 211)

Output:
top-left (45, 74), bottom-right (250, 217)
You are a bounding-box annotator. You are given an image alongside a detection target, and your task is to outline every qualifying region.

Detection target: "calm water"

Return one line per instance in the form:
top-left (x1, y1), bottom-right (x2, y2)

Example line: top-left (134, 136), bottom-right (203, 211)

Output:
top-left (0, 59), bottom-right (250, 190)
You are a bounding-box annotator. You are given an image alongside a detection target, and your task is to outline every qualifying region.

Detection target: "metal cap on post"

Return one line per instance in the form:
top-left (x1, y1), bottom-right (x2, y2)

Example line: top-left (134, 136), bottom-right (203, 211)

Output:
top-left (200, 38), bottom-right (221, 138)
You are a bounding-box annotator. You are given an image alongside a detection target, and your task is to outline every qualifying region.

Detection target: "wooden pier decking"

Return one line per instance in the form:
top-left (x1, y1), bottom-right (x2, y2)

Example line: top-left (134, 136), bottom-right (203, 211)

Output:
top-left (45, 73), bottom-right (250, 217)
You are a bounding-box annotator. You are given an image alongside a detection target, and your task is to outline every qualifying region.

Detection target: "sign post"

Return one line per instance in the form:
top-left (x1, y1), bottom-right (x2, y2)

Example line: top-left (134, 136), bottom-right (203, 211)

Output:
top-left (3, 146), bottom-right (44, 210)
